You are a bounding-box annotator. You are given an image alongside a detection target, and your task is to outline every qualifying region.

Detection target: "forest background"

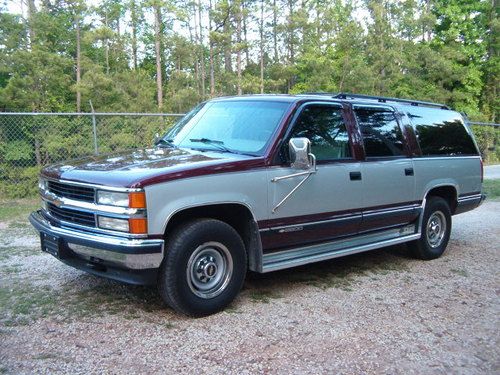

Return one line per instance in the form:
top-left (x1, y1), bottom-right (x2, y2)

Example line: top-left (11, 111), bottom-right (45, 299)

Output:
top-left (0, 0), bottom-right (498, 197)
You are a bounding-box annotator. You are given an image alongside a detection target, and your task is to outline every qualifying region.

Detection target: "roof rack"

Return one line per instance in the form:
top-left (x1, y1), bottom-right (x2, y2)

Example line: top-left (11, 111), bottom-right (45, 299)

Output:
top-left (299, 92), bottom-right (338, 96)
top-left (333, 92), bottom-right (450, 110)
top-left (298, 92), bottom-right (449, 110)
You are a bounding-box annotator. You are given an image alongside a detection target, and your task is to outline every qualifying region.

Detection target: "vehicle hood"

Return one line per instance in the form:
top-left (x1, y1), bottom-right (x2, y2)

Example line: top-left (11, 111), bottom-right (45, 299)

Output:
top-left (41, 147), bottom-right (264, 188)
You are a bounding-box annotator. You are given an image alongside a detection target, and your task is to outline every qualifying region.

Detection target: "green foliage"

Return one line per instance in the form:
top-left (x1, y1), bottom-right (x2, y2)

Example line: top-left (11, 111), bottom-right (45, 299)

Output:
top-left (0, 0), bottom-right (498, 197)
top-left (471, 125), bottom-right (500, 163)
top-left (483, 179), bottom-right (500, 199)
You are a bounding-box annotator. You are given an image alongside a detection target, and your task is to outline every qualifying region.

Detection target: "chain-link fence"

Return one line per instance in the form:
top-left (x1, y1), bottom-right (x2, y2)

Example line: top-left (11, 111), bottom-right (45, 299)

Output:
top-left (0, 112), bottom-right (498, 199)
top-left (0, 112), bottom-right (184, 198)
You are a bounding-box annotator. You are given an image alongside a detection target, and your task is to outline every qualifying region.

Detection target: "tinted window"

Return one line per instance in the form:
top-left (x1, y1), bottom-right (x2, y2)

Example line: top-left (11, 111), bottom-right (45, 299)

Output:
top-left (290, 105), bottom-right (351, 160)
top-left (407, 107), bottom-right (478, 156)
top-left (355, 107), bottom-right (405, 157)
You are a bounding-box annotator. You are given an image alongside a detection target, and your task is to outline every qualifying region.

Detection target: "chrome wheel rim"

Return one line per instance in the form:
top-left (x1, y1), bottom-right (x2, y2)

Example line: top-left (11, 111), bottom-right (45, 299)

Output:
top-left (426, 211), bottom-right (446, 248)
top-left (186, 242), bottom-right (233, 299)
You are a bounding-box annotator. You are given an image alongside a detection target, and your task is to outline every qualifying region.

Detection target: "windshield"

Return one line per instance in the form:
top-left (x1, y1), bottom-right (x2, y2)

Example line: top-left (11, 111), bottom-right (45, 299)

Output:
top-left (162, 100), bottom-right (290, 155)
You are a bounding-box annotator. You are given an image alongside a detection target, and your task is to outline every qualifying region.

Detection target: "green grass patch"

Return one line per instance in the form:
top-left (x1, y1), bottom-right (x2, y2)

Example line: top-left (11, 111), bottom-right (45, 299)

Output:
top-left (0, 280), bottom-right (164, 327)
top-left (450, 268), bottom-right (469, 277)
top-left (483, 179), bottom-right (500, 199)
top-left (0, 247), bottom-right (40, 262)
top-left (249, 289), bottom-right (282, 303)
top-left (0, 199), bottom-right (39, 222)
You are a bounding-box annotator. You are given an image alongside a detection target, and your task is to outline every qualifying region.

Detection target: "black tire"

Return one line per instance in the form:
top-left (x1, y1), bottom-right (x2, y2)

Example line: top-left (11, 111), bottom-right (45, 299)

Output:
top-left (158, 218), bottom-right (247, 317)
top-left (408, 196), bottom-right (452, 260)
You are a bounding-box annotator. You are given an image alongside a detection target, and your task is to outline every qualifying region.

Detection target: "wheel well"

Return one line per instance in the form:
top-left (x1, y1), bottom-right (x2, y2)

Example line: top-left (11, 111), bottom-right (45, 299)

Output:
top-left (164, 204), bottom-right (262, 272)
top-left (426, 186), bottom-right (458, 213)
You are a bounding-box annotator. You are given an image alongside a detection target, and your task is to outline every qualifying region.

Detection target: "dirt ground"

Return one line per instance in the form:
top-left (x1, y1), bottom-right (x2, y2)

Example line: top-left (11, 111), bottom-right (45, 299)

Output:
top-left (0, 200), bottom-right (498, 374)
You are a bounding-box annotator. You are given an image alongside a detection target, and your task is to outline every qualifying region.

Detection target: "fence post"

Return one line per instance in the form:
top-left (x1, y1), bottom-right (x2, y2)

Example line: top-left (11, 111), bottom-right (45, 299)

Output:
top-left (89, 100), bottom-right (99, 155)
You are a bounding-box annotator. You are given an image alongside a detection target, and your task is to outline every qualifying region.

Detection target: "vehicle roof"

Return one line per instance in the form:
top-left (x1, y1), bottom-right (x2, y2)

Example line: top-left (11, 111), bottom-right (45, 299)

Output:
top-left (211, 93), bottom-right (452, 112)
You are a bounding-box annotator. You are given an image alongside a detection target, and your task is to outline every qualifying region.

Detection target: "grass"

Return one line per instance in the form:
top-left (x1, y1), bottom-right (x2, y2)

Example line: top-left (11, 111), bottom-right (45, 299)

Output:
top-left (450, 268), bottom-right (469, 277)
top-left (483, 179), bottom-right (500, 199)
top-left (0, 279), bottom-right (165, 327)
top-left (249, 290), bottom-right (282, 303)
top-left (285, 250), bottom-right (410, 292)
top-left (0, 199), bottom-right (38, 222)
top-left (0, 247), bottom-right (39, 262)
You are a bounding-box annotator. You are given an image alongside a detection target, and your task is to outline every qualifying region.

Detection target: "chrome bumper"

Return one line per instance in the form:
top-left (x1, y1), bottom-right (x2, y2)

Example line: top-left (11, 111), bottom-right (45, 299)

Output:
top-left (29, 210), bottom-right (164, 284)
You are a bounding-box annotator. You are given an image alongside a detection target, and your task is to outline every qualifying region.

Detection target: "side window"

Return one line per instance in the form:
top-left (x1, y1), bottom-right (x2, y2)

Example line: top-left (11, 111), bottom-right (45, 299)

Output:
top-left (354, 107), bottom-right (405, 157)
top-left (289, 105), bottom-right (351, 161)
top-left (407, 107), bottom-right (478, 156)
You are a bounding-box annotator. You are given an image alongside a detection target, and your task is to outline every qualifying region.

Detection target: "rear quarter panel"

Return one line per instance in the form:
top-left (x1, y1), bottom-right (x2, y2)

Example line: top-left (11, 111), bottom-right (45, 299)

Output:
top-left (413, 156), bottom-right (482, 200)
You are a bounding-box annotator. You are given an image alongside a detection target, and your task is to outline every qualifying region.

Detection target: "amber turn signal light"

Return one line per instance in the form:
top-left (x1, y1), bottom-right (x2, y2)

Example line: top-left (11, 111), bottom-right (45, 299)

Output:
top-left (129, 218), bottom-right (147, 234)
top-left (129, 192), bottom-right (146, 208)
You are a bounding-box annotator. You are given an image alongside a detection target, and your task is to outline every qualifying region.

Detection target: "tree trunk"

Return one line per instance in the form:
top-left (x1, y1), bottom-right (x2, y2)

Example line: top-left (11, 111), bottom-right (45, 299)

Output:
top-left (154, 5), bottom-right (163, 110)
top-left (27, 0), bottom-right (37, 48)
top-left (198, 0), bottom-right (206, 98)
top-left (236, 1), bottom-right (242, 95)
top-left (34, 139), bottom-right (42, 167)
top-left (288, 0), bottom-right (294, 64)
top-left (104, 12), bottom-right (110, 74)
top-left (224, 17), bottom-right (232, 73)
top-left (273, 0), bottom-right (278, 62)
top-left (192, 2), bottom-right (201, 95)
top-left (76, 19), bottom-right (81, 112)
top-left (209, 0), bottom-right (215, 96)
top-left (259, 0), bottom-right (264, 93)
top-left (242, 0), bottom-right (250, 66)
top-left (131, 0), bottom-right (138, 69)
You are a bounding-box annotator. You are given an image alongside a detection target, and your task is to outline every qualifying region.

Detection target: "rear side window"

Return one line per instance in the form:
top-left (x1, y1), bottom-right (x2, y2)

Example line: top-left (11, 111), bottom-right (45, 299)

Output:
top-left (290, 104), bottom-right (351, 160)
top-left (354, 107), bottom-right (405, 157)
top-left (407, 107), bottom-right (478, 156)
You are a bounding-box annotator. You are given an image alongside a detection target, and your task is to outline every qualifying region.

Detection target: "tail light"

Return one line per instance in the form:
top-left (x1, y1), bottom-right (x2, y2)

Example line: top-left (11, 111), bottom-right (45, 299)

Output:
top-left (480, 158), bottom-right (484, 183)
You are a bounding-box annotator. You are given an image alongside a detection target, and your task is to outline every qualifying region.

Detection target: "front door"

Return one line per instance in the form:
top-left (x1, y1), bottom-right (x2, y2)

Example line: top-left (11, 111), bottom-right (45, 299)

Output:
top-left (261, 102), bottom-right (364, 252)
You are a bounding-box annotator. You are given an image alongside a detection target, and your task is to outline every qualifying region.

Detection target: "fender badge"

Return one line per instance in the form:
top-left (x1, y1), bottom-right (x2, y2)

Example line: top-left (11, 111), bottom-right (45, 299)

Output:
top-left (278, 226), bottom-right (303, 233)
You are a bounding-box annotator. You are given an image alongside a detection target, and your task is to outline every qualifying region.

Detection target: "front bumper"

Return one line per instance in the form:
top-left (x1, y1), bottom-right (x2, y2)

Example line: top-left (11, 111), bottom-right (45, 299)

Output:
top-left (29, 210), bottom-right (164, 285)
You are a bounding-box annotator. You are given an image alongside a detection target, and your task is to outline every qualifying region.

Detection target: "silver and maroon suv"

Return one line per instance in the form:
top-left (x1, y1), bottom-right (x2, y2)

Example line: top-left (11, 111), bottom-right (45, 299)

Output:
top-left (30, 93), bottom-right (485, 316)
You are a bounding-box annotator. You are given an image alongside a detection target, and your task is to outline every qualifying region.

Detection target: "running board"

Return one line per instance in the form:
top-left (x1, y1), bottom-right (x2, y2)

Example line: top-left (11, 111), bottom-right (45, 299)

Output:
top-left (261, 225), bottom-right (420, 272)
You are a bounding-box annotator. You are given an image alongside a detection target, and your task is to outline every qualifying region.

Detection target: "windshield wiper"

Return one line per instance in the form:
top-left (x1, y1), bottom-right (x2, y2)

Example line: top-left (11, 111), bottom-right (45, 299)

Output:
top-left (155, 138), bottom-right (176, 148)
top-left (189, 138), bottom-right (257, 157)
top-left (189, 138), bottom-right (231, 152)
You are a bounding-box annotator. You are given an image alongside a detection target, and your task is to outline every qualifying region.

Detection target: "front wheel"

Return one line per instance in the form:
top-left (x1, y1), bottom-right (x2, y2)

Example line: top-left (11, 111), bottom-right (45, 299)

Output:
top-left (408, 196), bottom-right (452, 260)
top-left (158, 218), bottom-right (247, 317)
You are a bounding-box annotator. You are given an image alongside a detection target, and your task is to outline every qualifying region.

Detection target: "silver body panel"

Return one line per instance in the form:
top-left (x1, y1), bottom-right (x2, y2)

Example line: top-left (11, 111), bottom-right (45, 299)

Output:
top-left (145, 169), bottom-right (269, 233)
top-left (145, 156), bottom-right (481, 235)
top-left (413, 156), bottom-right (482, 199)
top-left (361, 159), bottom-right (415, 206)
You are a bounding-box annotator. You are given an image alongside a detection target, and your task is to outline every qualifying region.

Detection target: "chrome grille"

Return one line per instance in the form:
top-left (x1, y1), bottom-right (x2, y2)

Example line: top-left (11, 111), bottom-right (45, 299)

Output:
top-left (47, 181), bottom-right (95, 202)
top-left (48, 203), bottom-right (96, 227)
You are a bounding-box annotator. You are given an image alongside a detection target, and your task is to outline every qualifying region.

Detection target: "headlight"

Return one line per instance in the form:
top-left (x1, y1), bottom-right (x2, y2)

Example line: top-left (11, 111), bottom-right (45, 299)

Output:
top-left (97, 191), bottom-right (129, 207)
top-left (96, 190), bottom-right (146, 208)
top-left (97, 216), bottom-right (147, 234)
top-left (98, 216), bottom-right (129, 232)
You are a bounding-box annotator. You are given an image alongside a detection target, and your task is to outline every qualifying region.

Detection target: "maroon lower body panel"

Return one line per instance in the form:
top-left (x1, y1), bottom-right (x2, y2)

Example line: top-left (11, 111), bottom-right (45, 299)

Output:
top-left (259, 202), bottom-right (421, 253)
top-left (260, 214), bottom-right (361, 252)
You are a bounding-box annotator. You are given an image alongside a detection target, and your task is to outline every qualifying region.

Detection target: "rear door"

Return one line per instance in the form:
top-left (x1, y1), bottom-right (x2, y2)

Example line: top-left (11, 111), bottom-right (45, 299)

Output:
top-left (262, 102), bottom-right (363, 252)
top-left (354, 105), bottom-right (419, 233)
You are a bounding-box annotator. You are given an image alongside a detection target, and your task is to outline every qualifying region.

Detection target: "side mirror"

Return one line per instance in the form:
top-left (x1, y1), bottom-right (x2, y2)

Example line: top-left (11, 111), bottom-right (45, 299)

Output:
top-left (289, 137), bottom-right (312, 170)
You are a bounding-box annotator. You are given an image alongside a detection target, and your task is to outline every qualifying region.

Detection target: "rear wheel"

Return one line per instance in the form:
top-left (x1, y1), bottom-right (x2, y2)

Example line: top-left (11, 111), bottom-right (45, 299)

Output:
top-left (408, 196), bottom-right (452, 260)
top-left (158, 218), bottom-right (247, 317)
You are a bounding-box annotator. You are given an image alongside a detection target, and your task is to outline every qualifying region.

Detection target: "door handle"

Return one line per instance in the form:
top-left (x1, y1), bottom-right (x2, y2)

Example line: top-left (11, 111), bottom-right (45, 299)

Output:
top-left (405, 168), bottom-right (414, 176)
top-left (350, 171), bottom-right (362, 181)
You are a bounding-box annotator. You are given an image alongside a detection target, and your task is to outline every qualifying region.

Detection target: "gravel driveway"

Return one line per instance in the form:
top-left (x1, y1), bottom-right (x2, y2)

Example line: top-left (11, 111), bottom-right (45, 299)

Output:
top-left (0, 201), bottom-right (499, 374)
